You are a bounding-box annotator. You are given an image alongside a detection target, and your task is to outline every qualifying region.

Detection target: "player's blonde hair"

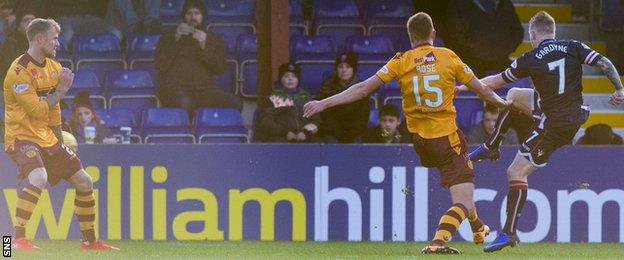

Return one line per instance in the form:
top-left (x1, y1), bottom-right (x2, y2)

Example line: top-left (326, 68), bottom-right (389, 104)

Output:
top-left (529, 11), bottom-right (556, 36)
top-left (407, 12), bottom-right (434, 42)
top-left (26, 18), bottom-right (60, 42)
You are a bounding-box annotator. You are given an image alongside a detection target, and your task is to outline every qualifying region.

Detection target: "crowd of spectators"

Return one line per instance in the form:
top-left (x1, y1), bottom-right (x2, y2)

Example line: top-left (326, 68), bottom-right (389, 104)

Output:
top-left (0, 0), bottom-right (621, 146)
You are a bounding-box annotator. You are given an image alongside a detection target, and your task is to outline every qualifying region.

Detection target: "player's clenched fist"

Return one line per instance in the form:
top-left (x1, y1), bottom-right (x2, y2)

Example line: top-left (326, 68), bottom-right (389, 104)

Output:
top-left (58, 68), bottom-right (74, 92)
top-left (303, 100), bottom-right (327, 118)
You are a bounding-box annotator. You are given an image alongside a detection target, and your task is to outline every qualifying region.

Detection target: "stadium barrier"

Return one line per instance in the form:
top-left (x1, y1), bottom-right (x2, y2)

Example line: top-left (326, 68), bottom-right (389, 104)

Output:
top-left (0, 144), bottom-right (622, 242)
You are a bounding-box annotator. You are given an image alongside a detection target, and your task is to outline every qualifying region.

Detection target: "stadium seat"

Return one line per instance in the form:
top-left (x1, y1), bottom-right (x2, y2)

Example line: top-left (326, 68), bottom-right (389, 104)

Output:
top-left (56, 36), bottom-right (73, 69)
top-left (73, 33), bottom-right (126, 81)
top-left (240, 60), bottom-right (258, 97)
top-left (130, 61), bottom-right (158, 82)
top-left (298, 62), bottom-right (335, 94)
top-left (364, 0), bottom-right (414, 29)
top-left (208, 26), bottom-right (255, 57)
top-left (96, 108), bottom-right (142, 143)
top-left (368, 108), bottom-right (379, 127)
top-left (291, 35), bottom-right (337, 61)
top-left (236, 34), bottom-right (257, 59)
top-left (346, 35), bottom-right (394, 61)
top-left (204, 0), bottom-right (255, 24)
top-left (126, 33), bottom-right (161, 68)
top-left (161, 0), bottom-right (184, 25)
top-left (289, 0), bottom-right (308, 36)
top-left (454, 97), bottom-right (484, 132)
top-left (64, 70), bottom-right (107, 109)
top-left (194, 108), bottom-right (248, 143)
top-left (141, 108), bottom-right (195, 143)
top-left (313, 0), bottom-right (365, 51)
top-left (357, 61), bottom-right (385, 80)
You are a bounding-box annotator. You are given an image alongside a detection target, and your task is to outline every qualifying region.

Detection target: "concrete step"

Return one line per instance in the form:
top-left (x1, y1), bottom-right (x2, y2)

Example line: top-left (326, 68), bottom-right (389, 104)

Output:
top-left (583, 112), bottom-right (624, 128)
top-left (582, 76), bottom-right (624, 93)
top-left (514, 3), bottom-right (572, 23)
top-left (521, 23), bottom-right (590, 41)
top-left (510, 41), bottom-right (606, 58)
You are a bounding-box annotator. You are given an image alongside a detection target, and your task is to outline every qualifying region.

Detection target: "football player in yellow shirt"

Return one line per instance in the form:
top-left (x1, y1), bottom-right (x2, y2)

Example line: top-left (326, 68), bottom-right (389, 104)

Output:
top-left (304, 12), bottom-right (509, 254)
top-left (3, 18), bottom-right (118, 250)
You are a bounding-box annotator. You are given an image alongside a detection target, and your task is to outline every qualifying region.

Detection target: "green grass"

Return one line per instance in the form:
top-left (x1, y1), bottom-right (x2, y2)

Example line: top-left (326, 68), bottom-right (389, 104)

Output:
top-left (10, 241), bottom-right (624, 259)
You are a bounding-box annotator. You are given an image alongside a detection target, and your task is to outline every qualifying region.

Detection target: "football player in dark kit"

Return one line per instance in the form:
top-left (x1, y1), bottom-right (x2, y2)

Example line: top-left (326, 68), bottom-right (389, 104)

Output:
top-left (458, 11), bottom-right (624, 252)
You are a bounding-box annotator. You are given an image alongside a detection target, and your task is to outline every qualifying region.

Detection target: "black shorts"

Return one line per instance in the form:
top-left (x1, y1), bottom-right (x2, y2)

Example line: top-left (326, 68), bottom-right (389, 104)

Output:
top-left (519, 118), bottom-right (584, 167)
top-left (5, 140), bottom-right (83, 185)
top-left (412, 130), bottom-right (474, 188)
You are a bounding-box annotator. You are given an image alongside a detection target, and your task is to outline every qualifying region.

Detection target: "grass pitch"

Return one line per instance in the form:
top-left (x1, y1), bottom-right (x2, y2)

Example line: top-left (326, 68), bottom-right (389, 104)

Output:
top-left (9, 240), bottom-right (624, 259)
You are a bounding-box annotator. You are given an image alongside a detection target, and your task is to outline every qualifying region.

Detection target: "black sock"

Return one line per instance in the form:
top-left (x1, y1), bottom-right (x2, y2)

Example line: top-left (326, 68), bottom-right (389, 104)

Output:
top-left (503, 181), bottom-right (528, 235)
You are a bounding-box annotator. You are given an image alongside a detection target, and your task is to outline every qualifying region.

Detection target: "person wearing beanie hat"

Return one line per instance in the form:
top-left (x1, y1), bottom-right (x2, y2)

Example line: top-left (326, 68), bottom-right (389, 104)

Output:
top-left (254, 62), bottom-right (321, 143)
top-left (155, 0), bottom-right (241, 117)
top-left (0, 7), bottom-right (35, 89)
top-left (317, 52), bottom-right (370, 143)
top-left (69, 91), bottom-right (114, 144)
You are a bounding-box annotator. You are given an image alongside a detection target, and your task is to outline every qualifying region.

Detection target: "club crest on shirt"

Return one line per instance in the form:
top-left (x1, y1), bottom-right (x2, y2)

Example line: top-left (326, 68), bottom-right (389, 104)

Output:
top-left (13, 83), bottom-right (29, 93)
top-left (30, 68), bottom-right (40, 79)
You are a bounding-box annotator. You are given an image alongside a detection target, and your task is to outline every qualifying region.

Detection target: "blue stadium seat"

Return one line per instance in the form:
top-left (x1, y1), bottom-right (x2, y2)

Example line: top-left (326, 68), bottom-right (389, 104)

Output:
top-left (364, 0), bottom-right (413, 28)
top-left (454, 98), bottom-right (484, 132)
top-left (291, 35), bottom-right (337, 61)
top-left (204, 0), bottom-right (255, 24)
top-left (126, 33), bottom-right (161, 68)
top-left (161, 0), bottom-right (184, 25)
top-left (56, 36), bottom-right (73, 69)
top-left (96, 108), bottom-right (142, 143)
top-left (289, 0), bottom-right (307, 36)
top-left (208, 26), bottom-right (255, 57)
top-left (141, 108), bottom-right (195, 143)
top-left (61, 109), bottom-right (71, 121)
top-left (0, 107), bottom-right (4, 119)
top-left (236, 34), bottom-right (257, 59)
top-left (368, 108), bottom-right (379, 127)
top-left (130, 61), bottom-right (157, 82)
top-left (64, 70), bottom-right (107, 108)
top-left (298, 62), bottom-right (334, 94)
top-left (357, 61), bottom-right (385, 80)
top-left (313, 0), bottom-right (365, 51)
top-left (240, 60), bottom-right (257, 97)
top-left (346, 35), bottom-right (394, 61)
top-left (601, 0), bottom-right (624, 31)
top-left (194, 108), bottom-right (248, 143)
top-left (73, 33), bottom-right (126, 79)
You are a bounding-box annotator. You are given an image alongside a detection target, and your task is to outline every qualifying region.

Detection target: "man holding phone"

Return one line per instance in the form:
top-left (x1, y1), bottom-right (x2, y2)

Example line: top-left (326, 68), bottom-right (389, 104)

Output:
top-left (155, 0), bottom-right (241, 117)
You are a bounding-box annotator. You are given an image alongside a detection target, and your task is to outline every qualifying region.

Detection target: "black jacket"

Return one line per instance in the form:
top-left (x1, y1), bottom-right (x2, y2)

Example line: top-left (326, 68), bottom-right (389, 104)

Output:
top-left (359, 125), bottom-right (411, 144)
top-left (255, 88), bottom-right (320, 142)
top-left (445, 0), bottom-right (523, 76)
top-left (155, 29), bottom-right (226, 90)
top-left (317, 75), bottom-right (370, 143)
top-left (0, 33), bottom-right (27, 82)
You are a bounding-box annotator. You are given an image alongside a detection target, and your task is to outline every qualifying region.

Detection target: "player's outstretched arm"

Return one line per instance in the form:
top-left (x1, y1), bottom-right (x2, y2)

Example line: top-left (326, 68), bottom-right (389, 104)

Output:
top-left (303, 75), bottom-right (384, 118)
top-left (593, 57), bottom-right (624, 105)
top-left (465, 76), bottom-right (509, 108)
top-left (457, 74), bottom-right (507, 92)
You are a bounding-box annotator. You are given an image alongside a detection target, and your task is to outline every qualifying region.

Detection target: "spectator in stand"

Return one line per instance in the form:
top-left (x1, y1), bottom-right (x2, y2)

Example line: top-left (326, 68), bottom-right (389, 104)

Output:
top-left (0, 0), bottom-right (17, 41)
top-left (360, 104), bottom-right (410, 144)
top-left (576, 123), bottom-right (623, 145)
top-left (32, 0), bottom-right (120, 43)
top-left (467, 103), bottom-right (518, 145)
top-left (0, 8), bottom-right (36, 83)
top-left (155, 0), bottom-right (241, 117)
top-left (445, 0), bottom-right (523, 77)
top-left (69, 92), bottom-right (115, 144)
top-left (256, 63), bottom-right (321, 143)
top-left (106, 0), bottom-right (161, 35)
top-left (318, 52), bottom-right (370, 143)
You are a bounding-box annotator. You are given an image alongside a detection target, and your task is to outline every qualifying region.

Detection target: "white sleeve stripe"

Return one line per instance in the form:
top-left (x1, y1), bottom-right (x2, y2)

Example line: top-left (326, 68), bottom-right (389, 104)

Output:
top-left (584, 51), bottom-right (597, 64)
top-left (505, 69), bottom-right (518, 81)
top-left (587, 52), bottom-right (600, 64)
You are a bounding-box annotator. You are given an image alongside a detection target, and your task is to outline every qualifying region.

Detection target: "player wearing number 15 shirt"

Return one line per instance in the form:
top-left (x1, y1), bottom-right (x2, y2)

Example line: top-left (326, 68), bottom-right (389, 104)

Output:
top-left (303, 12), bottom-right (509, 254)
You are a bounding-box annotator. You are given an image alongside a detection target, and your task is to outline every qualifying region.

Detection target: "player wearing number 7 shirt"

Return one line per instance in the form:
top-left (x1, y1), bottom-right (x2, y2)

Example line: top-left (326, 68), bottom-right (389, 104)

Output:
top-left (458, 11), bottom-right (624, 252)
top-left (303, 12), bottom-right (509, 254)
